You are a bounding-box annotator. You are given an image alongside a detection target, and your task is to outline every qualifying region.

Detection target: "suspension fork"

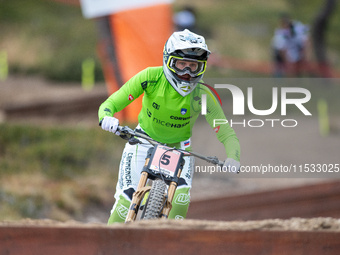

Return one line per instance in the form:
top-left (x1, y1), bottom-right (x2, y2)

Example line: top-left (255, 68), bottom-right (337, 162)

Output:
top-left (159, 167), bottom-right (183, 219)
top-left (125, 160), bottom-right (151, 223)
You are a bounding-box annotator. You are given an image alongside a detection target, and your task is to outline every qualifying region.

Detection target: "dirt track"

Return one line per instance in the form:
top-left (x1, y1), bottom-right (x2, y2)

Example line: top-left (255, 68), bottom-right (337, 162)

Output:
top-left (1, 218), bottom-right (340, 255)
top-left (1, 217), bottom-right (340, 231)
top-left (1, 75), bottom-right (340, 254)
top-left (2, 75), bottom-right (338, 201)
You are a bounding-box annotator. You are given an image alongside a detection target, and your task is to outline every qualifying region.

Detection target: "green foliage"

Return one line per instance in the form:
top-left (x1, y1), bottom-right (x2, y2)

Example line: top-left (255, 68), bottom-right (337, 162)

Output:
top-left (0, 0), bottom-right (103, 82)
top-left (0, 123), bottom-right (126, 221)
top-left (0, 124), bottom-right (123, 179)
top-left (0, 190), bottom-right (47, 219)
top-left (1, 0), bottom-right (340, 81)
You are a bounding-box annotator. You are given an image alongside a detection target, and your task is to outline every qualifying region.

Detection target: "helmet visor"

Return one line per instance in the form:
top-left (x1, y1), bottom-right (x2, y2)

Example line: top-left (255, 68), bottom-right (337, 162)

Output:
top-left (167, 56), bottom-right (206, 77)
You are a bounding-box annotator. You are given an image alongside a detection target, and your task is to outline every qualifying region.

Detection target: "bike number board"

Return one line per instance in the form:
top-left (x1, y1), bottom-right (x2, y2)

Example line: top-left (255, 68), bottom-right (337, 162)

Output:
top-left (149, 145), bottom-right (181, 177)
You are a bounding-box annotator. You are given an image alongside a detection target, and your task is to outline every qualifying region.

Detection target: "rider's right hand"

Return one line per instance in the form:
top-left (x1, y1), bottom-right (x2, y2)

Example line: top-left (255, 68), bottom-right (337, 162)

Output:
top-left (101, 116), bottom-right (120, 135)
top-left (223, 158), bottom-right (240, 174)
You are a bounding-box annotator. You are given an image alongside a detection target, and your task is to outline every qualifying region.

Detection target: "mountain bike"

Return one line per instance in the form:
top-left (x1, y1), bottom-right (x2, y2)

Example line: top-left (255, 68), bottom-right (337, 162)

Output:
top-left (114, 125), bottom-right (225, 223)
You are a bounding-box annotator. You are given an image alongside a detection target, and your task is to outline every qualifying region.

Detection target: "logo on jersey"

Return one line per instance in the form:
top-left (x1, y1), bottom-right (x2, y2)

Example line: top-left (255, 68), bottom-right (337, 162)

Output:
top-left (141, 81), bottom-right (147, 90)
top-left (147, 108), bottom-right (152, 117)
top-left (128, 94), bottom-right (134, 101)
top-left (181, 108), bottom-right (187, 115)
top-left (104, 108), bottom-right (112, 114)
top-left (152, 102), bottom-right (160, 110)
top-left (213, 125), bottom-right (220, 133)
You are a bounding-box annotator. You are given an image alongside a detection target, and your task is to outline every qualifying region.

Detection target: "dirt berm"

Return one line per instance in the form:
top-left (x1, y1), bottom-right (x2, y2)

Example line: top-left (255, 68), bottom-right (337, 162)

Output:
top-left (1, 217), bottom-right (340, 255)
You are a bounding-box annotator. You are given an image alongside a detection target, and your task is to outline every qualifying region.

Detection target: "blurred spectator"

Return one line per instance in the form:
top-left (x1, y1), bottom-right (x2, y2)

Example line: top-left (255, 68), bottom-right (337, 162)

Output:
top-left (271, 14), bottom-right (310, 77)
top-left (173, 6), bottom-right (196, 32)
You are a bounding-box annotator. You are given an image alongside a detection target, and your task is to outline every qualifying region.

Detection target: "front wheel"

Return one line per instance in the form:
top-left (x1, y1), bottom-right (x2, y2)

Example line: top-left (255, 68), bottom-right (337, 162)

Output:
top-left (141, 179), bottom-right (166, 220)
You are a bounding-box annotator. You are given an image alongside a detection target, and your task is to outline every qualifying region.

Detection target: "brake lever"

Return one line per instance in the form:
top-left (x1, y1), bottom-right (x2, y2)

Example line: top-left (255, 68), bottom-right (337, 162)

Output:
top-left (128, 137), bottom-right (142, 145)
top-left (207, 156), bottom-right (222, 166)
top-left (118, 126), bottom-right (136, 135)
top-left (117, 126), bottom-right (142, 145)
top-left (118, 134), bottom-right (130, 140)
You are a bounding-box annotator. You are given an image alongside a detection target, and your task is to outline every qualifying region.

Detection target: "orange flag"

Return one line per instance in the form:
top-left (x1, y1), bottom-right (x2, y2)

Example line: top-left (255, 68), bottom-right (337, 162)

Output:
top-left (81, 0), bottom-right (174, 123)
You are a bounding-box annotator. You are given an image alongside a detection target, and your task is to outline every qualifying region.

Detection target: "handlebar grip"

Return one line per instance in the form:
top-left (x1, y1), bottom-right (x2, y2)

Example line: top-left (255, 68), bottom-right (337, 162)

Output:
top-left (99, 118), bottom-right (121, 130)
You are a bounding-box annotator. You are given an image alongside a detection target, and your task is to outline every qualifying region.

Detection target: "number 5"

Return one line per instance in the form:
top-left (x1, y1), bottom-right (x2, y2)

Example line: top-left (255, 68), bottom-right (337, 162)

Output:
top-left (161, 154), bottom-right (171, 165)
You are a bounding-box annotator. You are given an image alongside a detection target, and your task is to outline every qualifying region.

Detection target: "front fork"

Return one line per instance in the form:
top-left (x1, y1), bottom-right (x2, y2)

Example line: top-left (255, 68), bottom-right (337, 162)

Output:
top-left (125, 158), bottom-right (182, 223)
top-left (125, 171), bottom-right (150, 223)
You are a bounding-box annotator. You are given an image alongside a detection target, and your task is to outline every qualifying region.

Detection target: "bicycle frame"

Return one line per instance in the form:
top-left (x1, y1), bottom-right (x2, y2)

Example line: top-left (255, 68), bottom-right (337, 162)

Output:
top-left (125, 144), bottom-right (185, 222)
top-left (114, 126), bottom-right (225, 223)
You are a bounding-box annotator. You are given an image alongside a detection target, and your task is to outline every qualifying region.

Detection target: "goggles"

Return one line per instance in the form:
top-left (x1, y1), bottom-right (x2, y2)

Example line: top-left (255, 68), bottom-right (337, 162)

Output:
top-left (167, 56), bottom-right (207, 77)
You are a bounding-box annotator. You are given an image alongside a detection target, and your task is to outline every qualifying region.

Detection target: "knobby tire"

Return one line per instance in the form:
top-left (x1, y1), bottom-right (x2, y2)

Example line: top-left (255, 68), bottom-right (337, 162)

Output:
top-left (142, 179), bottom-right (166, 219)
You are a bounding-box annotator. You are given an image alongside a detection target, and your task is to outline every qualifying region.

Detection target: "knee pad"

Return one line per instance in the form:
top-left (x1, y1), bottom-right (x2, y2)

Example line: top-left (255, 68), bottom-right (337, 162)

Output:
top-left (168, 187), bottom-right (191, 220)
top-left (107, 193), bottom-right (132, 224)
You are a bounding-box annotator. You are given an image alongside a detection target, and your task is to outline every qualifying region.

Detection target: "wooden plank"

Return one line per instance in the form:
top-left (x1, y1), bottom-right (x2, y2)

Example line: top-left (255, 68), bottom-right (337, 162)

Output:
top-left (1, 226), bottom-right (340, 255)
top-left (187, 181), bottom-right (340, 220)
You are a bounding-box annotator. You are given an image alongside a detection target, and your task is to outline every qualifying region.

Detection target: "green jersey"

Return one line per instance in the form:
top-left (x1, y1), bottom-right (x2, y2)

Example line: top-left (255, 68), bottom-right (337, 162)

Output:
top-left (98, 66), bottom-right (240, 161)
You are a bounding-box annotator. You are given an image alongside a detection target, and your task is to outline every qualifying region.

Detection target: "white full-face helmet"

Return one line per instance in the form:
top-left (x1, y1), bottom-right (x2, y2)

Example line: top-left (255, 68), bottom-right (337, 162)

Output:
top-left (163, 29), bottom-right (211, 97)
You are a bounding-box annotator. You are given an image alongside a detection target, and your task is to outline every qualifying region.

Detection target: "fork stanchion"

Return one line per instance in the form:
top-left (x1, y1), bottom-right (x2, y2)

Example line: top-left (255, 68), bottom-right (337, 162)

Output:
top-left (125, 172), bottom-right (149, 223)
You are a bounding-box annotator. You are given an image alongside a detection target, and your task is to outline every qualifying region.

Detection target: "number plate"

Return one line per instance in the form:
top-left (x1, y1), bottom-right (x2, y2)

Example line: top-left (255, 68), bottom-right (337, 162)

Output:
top-left (149, 145), bottom-right (181, 177)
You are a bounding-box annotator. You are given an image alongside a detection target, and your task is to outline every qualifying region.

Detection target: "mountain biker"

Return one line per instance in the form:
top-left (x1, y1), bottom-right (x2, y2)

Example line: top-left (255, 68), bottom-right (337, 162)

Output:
top-left (98, 29), bottom-right (241, 224)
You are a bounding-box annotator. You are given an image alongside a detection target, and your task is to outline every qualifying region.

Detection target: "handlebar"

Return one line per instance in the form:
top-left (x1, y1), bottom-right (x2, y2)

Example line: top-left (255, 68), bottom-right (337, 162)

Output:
top-left (99, 120), bottom-right (225, 167)
top-left (116, 125), bottom-right (225, 167)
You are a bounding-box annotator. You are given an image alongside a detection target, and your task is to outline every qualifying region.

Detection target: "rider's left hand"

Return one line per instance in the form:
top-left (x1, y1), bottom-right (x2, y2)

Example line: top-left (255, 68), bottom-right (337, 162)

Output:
top-left (223, 158), bottom-right (240, 173)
